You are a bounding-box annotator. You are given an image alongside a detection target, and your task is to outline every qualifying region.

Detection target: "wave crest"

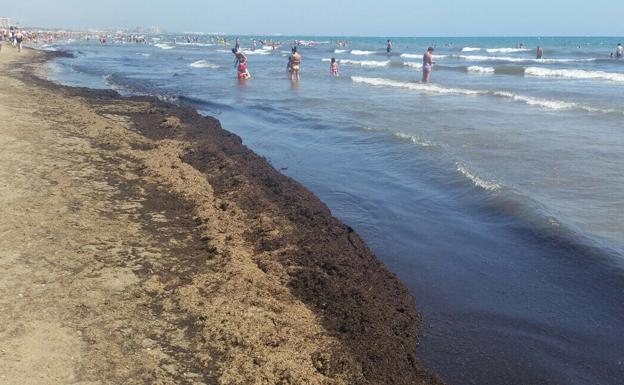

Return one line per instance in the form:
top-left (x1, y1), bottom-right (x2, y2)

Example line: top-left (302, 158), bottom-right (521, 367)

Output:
top-left (524, 67), bottom-right (624, 82)
top-left (190, 60), bottom-right (220, 69)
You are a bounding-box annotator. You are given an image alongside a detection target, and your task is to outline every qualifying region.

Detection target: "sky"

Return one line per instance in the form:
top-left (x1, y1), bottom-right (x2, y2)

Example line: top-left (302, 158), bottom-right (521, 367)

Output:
top-left (5, 0), bottom-right (624, 36)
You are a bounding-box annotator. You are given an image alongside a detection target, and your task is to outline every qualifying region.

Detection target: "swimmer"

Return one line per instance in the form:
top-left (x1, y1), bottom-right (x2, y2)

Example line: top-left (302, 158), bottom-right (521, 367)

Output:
top-left (536, 45), bottom-right (543, 59)
top-left (422, 47), bottom-right (435, 83)
top-left (386, 39), bottom-right (392, 53)
top-left (235, 38), bottom-right (240, 52)
top-left (330, 57), bottom-right (339, 76)
top-left (290, 47), bottom-right (301, 81)
top-left (617, 43), bottom-right (623, 58)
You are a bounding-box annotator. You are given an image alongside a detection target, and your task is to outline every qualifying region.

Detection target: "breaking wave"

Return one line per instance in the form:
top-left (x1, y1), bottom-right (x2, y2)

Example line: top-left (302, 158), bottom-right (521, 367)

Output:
top-left (190, 60), bottom-right (220, 69)
top-left (524, 67), bottom-right (624, 82)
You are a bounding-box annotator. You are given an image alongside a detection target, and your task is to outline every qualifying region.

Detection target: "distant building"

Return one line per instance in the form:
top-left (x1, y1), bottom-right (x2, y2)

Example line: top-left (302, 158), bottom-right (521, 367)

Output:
top-left (0, 17), bottom-right (10, 28)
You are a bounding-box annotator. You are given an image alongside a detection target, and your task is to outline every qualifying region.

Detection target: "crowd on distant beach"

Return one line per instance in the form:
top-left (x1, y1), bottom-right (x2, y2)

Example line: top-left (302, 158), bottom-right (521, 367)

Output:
top-left (0, 27), bottom-right (92, 53)
top-left (0, 27), bottom-right (26, 52)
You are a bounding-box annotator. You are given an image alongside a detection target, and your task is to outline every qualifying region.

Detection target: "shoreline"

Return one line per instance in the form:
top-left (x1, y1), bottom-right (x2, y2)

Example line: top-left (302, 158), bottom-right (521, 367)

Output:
top-left (1, 48), bottom-right (444, 384)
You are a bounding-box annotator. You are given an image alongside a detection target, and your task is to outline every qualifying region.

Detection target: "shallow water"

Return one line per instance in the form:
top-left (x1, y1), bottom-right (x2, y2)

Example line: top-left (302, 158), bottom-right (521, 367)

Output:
top-left (43, 35), bottom-right (624, 385)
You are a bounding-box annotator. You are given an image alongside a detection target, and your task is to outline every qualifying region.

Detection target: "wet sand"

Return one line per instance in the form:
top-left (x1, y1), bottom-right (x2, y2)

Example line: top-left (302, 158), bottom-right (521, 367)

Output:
top-left (0, 48), bottom-right (444, 384)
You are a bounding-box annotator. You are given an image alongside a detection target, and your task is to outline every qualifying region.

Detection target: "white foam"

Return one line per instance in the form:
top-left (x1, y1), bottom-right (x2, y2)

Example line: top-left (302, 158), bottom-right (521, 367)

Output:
top-left (402, 53), bottom-right (447, 59)
top-left (467, 66), bottom-right (495, 73)
top-left (243, 49), bottom-right (271, 55)
top-left (462, 47), bottom-right (482, 52)
top-left (352, 76), bottom-right (615, 114)
top-left (457, 164), bottom-right (502, 192)
top-left (403, 62), bottom-right (423, 69)
top-left (524, 67), bottom-right (624, 82)
top-left (351, 50), bottom-right (376, 55)
top-left (154, 43), bottom-right (174, 50)
top-left (334, 49), bottom-right (348, 54)
top-left (458, 55), bottom-right (596, 63)
top-left (486, 47), bottom-right (530, 53)
top-left (177, 42), bottom-right (214, 47)
top-left (351, 76), bottom-right (484, 95)
top-left (361, 127), bottom-right (435, 147)
top-left (326, 59), bottom-right (390, 67)
top-left (190, 60), bottom-right (220, 69)
top-left (492, 91), bottom-right (579, 110)
top-left (394, 132), bottom-right (435, 147)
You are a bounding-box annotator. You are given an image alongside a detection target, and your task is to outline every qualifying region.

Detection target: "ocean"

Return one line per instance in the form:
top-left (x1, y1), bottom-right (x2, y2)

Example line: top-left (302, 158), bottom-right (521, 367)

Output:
top-left (42, 35), bottom-right (624, 385)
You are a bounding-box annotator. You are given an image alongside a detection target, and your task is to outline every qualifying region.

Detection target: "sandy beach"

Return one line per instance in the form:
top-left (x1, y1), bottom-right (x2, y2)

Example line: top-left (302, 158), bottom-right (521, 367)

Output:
top-left (0, 47), bottom-right (444, 385)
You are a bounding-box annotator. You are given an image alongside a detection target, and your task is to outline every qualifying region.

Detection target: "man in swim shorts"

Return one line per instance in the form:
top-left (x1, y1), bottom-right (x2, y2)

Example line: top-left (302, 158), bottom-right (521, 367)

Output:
top-left (387, 39), bottom-right (392, 53)
top-left (290, 47), bottom-right (301, 81)
top-left (422, 47), bottom-right (435, 83)
top-left (536, 45), bottom-right (544, 59)
top-left (617, 43), bottom-right (623, 58)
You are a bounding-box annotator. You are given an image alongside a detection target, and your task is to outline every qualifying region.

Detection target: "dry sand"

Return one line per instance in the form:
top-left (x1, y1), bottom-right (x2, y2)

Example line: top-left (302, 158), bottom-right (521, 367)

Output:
top-left (0, 47), bottom-right (445, 385)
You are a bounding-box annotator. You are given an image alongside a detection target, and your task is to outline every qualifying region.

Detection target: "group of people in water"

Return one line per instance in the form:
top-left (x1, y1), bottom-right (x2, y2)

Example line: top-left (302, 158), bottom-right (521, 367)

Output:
top-left (231, 44), bottom-right (305, 81)
top-left (229, 41), bottom-right (437, 83)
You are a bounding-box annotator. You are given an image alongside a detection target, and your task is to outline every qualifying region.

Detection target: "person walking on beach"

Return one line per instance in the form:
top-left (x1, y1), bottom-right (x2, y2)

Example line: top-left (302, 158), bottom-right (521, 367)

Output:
top-left (15, 29), bottom-right (23, 53)
top-left (536, 45), bottom-right (544, 59)
top-left (290, 47), bottom-right (301, 81)
top-left (0, 29), bottom-right (4, 53)
top-left (330, 57), bottom-right (339, 76)
top-left (422, 47), bottom-right (435, 83)
top-left (386, 39), bottom-right (392, 53)
top-left (9, 27), bottom-right (15, 47)
top-left (617, 43), bottom-right (623, 58)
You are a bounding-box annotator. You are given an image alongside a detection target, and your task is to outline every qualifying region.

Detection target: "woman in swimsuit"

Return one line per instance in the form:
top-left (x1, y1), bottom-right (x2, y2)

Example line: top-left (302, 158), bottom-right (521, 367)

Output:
top-left (232, 48), bottom-right (250, 80)
top-left (422, 47), bottom-right (435, 83)
top-left (330, 57), bottom-right (339, 77)
top-left (15, 29), bottom-right (23, 53)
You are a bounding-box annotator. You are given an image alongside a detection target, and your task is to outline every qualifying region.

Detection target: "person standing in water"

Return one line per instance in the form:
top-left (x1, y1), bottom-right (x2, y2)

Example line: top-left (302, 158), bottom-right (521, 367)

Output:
top-left (386, 39), bottom-right (392, 53)
top-left (617, 43), bottom-right (623, 58)
top-left (422, 47), bottom-right (435, 83)
top-left (536, 45), bottom-right (544, 59)
top-left (330, 57), bottom-right (339, 76)
top-left (235, 38), bottom-right (240, 52)
top-left (232, 48), bottom-right (250, 80)
top-left (290, 47), bottom-right (301, 81)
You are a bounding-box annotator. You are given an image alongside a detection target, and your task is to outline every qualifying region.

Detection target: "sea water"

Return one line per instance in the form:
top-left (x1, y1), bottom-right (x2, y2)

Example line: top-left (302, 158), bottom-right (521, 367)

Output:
top-left (43, 35), bottom-right (624, 385)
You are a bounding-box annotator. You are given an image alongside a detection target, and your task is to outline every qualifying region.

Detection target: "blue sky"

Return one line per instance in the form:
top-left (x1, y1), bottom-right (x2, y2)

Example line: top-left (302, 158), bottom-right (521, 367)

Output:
top-left (7, 0), bottom-right (624, 36)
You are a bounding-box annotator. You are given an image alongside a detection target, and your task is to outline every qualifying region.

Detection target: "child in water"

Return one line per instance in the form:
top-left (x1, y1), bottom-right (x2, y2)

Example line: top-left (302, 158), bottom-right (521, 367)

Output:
top-left (330, 58), bottom-right (339, 76)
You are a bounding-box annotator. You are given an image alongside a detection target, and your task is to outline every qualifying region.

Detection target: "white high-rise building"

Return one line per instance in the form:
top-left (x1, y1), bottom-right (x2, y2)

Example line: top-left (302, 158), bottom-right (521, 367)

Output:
top-left (0, 17), bottom-right (11, 28)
